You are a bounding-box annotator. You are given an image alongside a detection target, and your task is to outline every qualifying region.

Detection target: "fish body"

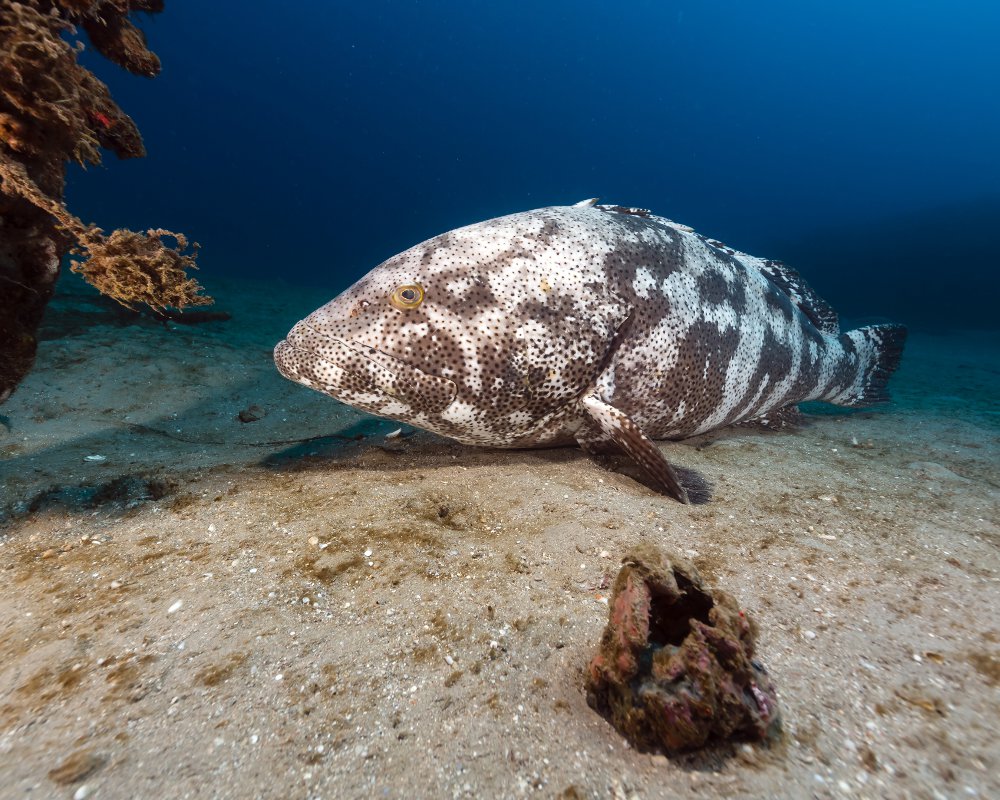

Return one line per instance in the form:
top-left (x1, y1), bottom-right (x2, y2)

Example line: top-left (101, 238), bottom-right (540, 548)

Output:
top-left (274, 202), bottom-right (906, 502)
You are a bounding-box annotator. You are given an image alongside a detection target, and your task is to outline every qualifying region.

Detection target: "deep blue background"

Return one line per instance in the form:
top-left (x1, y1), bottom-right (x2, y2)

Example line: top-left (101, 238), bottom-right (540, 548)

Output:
top-left (67, 1), bottom-right (1000, 329)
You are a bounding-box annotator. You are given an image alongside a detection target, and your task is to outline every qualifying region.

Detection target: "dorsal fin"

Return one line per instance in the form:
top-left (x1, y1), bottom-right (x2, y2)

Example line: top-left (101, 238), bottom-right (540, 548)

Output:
top-left (701, 237), bottom-right (840, 335)
top-left (756, 259), bottom-right (840, 335)
top-left (598, 204), bottom-right (652, 218)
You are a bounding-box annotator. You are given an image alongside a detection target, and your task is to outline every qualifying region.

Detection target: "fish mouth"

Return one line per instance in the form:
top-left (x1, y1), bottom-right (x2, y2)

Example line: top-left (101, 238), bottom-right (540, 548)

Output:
top-left (274, 321), bottom-right (457, 414)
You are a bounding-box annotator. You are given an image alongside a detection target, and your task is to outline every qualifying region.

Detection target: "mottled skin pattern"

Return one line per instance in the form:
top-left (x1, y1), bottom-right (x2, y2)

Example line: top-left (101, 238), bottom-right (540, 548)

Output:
top-left (275, 203), bottom-right (906, 503)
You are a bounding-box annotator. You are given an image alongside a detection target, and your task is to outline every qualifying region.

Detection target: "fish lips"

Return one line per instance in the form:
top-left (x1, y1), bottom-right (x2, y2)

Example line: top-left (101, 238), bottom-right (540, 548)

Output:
top-left (274, 322), bottom-right (457, 414)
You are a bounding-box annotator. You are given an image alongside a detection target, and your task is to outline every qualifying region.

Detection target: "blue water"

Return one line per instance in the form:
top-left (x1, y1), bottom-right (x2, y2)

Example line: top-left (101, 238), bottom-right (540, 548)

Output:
top-left (67, 1), bottom-right (1000, 329)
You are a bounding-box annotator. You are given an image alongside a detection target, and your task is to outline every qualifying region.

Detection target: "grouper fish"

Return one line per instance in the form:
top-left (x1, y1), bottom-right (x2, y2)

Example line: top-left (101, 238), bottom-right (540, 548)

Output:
top-left (274, 201), bottom-right (906, 503)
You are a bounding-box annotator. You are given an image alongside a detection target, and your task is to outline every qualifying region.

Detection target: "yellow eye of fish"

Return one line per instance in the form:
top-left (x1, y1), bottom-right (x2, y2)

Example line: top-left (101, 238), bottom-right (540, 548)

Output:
top-left (390, 283), bottom-right (424, 310)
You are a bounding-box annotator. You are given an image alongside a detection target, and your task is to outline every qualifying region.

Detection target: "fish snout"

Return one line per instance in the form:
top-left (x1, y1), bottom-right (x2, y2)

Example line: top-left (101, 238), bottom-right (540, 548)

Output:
top-left (274, 322), bottom-right (457, 414)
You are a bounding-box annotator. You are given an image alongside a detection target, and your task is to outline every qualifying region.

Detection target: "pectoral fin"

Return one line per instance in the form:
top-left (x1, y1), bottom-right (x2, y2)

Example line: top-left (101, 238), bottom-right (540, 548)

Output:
top-left (577, 393), bottom-right (710, 504)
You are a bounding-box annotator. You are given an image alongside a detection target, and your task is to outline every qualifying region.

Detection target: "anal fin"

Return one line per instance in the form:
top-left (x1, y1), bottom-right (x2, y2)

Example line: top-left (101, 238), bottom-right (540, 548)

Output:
top-left (578, 394), bottom-right (710, 504)
top-left (737, 404), bottom-right (808, 431)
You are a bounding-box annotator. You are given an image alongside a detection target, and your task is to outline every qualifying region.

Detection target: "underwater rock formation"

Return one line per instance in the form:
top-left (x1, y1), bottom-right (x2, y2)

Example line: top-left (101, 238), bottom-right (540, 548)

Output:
top-left (585, 544), bottom-right (780, 753)
top-left (0, 0), bottom-right (210, 403)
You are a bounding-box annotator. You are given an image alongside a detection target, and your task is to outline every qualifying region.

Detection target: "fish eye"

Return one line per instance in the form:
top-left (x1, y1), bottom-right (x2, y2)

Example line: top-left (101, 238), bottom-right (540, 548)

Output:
top-left (390, 283), bottom-right (424, 310)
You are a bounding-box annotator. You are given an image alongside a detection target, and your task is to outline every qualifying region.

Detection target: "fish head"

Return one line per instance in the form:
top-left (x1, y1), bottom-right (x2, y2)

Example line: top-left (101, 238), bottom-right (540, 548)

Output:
top-left (274, 250), bottom-right (460, 425)
top-left (274, 207), bottom-right (631, 445)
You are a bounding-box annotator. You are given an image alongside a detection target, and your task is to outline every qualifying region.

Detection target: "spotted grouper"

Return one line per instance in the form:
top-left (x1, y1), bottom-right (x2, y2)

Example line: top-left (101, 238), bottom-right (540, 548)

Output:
top-left (274, 200), bottom-right (906, 503)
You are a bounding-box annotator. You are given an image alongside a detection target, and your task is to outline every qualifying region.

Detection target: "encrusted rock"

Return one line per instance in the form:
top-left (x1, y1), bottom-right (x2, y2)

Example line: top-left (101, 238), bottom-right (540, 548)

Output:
top-left (585, 543), bottom-right (780, 752)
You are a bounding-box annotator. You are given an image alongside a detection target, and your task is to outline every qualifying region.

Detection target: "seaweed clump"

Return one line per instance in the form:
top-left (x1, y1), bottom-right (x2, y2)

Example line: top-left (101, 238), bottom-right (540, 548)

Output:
top-left (585, 544), bottom-right (781, 753)
top-left (0, 0), bottom-right (211, 403)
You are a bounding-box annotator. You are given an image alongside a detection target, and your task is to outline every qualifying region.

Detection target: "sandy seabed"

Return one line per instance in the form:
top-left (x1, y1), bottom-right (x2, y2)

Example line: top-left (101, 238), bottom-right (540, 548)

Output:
top-left (1, 277), bottom-right (997, 800)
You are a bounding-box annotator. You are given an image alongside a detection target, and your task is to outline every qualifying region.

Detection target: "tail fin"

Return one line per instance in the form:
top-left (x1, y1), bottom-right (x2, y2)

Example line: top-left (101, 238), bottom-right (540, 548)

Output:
top-left (834, 323), bottom-right (908, 407)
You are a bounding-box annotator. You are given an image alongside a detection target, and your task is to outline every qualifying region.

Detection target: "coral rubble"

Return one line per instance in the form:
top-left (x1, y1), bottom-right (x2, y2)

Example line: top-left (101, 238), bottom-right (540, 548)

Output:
top-left (585, 544), bottom-right (781, 753)
top-left (0, 0), bottom-right (210, 403)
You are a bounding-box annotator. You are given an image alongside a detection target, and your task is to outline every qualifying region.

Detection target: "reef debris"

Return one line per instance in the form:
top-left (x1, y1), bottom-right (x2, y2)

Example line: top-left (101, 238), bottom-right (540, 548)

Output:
top-left (0, 0), bottom-right (211, 403)
top-left (585, 544), bottom-right (781, 753)
top-left (0, 159), bottom-right (208, 312)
